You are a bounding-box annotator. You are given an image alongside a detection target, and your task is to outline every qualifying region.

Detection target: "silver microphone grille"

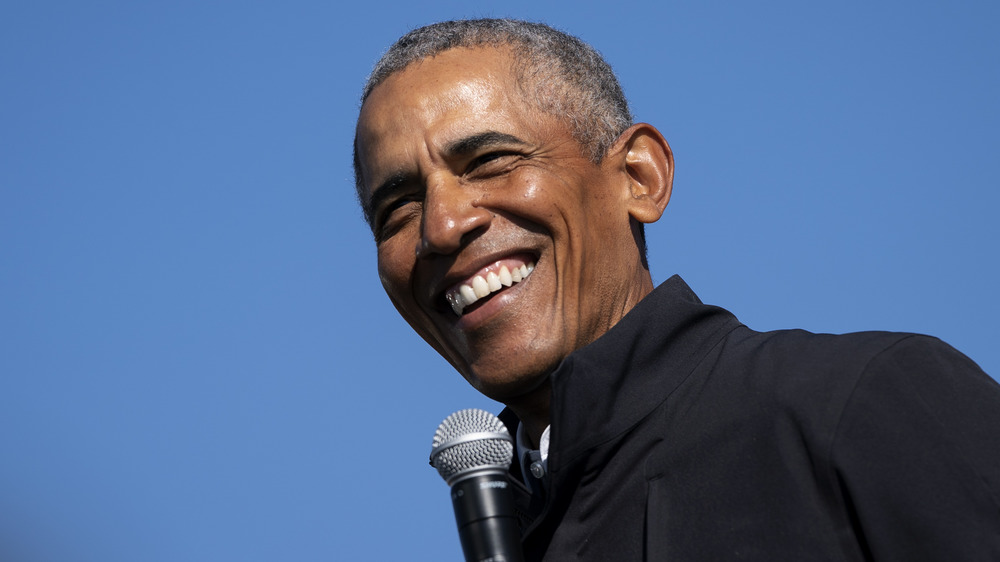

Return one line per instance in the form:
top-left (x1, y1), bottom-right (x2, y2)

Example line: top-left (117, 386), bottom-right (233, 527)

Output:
top-left (430, 409), bottom-right (514, 485)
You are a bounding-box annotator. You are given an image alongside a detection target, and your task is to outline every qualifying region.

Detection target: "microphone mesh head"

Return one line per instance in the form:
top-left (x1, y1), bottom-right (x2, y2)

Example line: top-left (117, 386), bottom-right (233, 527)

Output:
top-left (430, 409), bottom-right (513, 484)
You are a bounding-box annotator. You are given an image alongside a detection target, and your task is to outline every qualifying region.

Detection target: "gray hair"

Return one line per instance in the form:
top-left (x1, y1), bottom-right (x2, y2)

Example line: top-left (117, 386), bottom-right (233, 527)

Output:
top-left (353, 19), bottom-right (634, 225)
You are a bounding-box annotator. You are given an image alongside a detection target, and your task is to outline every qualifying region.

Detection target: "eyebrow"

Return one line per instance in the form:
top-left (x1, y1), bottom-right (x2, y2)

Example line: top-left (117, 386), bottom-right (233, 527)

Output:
top-left (444, 130), bottom-right (530, 156)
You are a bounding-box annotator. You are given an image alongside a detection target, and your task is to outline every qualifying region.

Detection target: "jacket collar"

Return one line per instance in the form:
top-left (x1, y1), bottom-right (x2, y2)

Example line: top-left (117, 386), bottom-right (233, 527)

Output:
top-left (543, 275), bottom-right (742, 471)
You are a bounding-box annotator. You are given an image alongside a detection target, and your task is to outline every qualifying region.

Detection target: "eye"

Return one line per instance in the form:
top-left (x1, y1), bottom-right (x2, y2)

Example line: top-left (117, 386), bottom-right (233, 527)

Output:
top-left (373, 196), bottom-right (421, 242)
top-left (464, 151), bottom-right (521, 175)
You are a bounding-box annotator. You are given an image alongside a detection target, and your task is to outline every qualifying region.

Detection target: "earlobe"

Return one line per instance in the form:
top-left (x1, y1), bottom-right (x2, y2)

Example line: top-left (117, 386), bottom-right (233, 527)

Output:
top-left (617, 123), bottom-right (673, 224)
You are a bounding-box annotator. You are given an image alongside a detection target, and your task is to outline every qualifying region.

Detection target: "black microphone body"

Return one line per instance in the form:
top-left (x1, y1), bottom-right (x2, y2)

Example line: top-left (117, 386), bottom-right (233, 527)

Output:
top-left (430, 409), bottom-right (525, 562)
top-left (450, 471), bottom-right (523, 562)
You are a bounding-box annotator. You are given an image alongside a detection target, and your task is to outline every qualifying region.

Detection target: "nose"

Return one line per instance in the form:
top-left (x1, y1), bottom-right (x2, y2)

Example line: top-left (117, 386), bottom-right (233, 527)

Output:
top-left (416, 173), bottom-right (492, 258)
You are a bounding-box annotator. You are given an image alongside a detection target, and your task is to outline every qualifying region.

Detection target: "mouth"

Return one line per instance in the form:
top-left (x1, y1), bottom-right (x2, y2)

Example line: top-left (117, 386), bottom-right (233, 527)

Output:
top-left (443, 256), bottom-right (536, 316)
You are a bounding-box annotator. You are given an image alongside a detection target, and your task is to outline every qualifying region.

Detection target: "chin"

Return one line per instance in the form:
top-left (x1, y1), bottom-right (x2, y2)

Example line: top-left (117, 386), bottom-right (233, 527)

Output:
top-left (464, 362), bottom-right (554, 403)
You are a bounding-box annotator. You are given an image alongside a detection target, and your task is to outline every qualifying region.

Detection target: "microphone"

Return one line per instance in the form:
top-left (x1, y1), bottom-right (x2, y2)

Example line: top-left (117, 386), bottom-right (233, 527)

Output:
top-left (430, 409), bottom-right (525, 562)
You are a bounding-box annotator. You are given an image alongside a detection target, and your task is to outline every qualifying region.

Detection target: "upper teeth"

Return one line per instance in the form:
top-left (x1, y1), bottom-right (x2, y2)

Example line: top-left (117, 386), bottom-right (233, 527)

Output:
top-left (446, 262), bottom-right (535, 316)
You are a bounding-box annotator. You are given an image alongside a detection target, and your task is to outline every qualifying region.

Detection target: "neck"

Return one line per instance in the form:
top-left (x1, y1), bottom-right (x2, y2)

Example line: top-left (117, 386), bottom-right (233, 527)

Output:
top-left (506, 270), bottom-right (657, 448)
top-left (505, 380), bottom-right (552, 449)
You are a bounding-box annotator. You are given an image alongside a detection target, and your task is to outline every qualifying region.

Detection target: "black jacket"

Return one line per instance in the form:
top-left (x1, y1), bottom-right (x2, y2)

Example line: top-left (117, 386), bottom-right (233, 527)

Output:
top-left (500, 276), bottom-right (1000, 561)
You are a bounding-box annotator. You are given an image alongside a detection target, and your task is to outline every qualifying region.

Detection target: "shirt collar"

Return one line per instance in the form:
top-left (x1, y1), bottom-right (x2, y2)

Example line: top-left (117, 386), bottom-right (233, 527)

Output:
top-left (516, 423), bottom-right (551, 488)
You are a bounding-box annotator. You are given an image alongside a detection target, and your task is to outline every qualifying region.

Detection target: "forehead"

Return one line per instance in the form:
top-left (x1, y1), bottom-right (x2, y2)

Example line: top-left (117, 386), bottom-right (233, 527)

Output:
top-left (355, 48), bottom-right (542, 183)
top-left (363, 45), bottom-right (521, 116)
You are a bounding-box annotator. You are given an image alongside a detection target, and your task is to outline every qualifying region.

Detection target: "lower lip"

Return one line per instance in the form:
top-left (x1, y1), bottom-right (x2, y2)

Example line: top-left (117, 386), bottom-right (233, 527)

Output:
top-left (452, 272), bottom-right (530, 330)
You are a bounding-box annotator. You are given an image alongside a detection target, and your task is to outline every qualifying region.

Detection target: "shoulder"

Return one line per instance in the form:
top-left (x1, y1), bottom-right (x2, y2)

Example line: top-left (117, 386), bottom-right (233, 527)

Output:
top-left (857, 333), bottom-right (995, 389)
top-left (717, 328), bottom-right (919, 414)
top-left (723, 327), bottom-right (1000, 445)
top-left (833, 333), bottom-right (1000, 441)
top-left (713, 330), bottom-right (998, 448)
top-left (725, 328), bottom-right (995, 398)
top-left (826, 335), bottom-right (1000, 555)
top-left (833, 333), bottom-right (1000, 467)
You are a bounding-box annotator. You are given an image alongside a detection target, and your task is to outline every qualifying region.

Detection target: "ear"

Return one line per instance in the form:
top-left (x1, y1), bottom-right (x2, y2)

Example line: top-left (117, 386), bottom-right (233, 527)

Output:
top-left (611, 123), bottom-right (673, 224)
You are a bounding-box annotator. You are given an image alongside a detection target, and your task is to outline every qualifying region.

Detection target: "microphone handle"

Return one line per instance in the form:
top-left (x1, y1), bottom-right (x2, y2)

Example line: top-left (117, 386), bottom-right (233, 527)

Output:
top-left (451, 472), bottom-right (525, 562)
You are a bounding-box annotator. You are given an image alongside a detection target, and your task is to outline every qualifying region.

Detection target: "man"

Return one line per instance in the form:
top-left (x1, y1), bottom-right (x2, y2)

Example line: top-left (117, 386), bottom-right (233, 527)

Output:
top-left (354, 19), bottom-right (1000, 560)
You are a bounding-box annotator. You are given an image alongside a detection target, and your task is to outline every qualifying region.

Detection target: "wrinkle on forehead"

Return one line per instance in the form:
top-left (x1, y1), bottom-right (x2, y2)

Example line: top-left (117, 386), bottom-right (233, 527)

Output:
top-left (365, 74), bottom-right (508, 133)
top-left (358, 74), bottom-right (519, 183)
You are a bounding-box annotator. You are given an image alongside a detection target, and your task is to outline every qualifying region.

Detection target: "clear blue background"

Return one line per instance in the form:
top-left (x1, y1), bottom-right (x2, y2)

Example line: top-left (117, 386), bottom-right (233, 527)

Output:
top-left (2, 1), bottom-right (997, 560)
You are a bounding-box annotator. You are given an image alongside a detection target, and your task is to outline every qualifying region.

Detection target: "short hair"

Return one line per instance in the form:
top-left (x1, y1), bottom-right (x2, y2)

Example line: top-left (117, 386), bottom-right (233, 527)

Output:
top-left (353, 19), bottom-right (646, 264)
top-left (353, 19), bottom-right (633, 222)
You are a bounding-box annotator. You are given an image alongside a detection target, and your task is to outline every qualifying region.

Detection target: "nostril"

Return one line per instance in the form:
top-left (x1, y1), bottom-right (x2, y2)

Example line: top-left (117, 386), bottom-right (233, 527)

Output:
top-left (418, 205), bottom-right (493, 258)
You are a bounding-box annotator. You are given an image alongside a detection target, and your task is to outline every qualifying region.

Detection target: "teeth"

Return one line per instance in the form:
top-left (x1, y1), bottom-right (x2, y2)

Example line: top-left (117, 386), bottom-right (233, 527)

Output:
top-left (447, 261), bottom-right (535, 316)
top-left (472, 275), bottom-right (490, 298)
top-left (459, 284), bottom-right (477, 305)
top-left (498, 266), bottom-right (513, 287)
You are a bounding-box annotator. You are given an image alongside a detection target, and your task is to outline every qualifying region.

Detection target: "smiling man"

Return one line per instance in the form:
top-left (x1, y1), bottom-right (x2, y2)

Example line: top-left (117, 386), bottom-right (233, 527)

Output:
top-left (356, 35), bottom-right (670, 445)
top-left (354, 19), bottom-right (1000, 561)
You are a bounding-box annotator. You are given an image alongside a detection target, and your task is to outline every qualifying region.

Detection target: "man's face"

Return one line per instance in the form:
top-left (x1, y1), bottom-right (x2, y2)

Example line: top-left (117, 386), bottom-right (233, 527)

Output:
top-left (355, 47), bottom-right (649, 401)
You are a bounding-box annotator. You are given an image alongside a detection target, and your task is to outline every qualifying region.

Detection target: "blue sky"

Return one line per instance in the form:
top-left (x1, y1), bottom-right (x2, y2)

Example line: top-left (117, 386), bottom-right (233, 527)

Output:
top-left (1, 1), bottom-right (998, 560)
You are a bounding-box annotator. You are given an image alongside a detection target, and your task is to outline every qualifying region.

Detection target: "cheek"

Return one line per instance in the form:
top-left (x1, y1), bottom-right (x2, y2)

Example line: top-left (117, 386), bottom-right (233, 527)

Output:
top-left (505, 169), bottom-right (579, 226)
top-left (377, 249), bottom-right (428, 334)
top-left (376, 242), bottom-right (414, 298)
